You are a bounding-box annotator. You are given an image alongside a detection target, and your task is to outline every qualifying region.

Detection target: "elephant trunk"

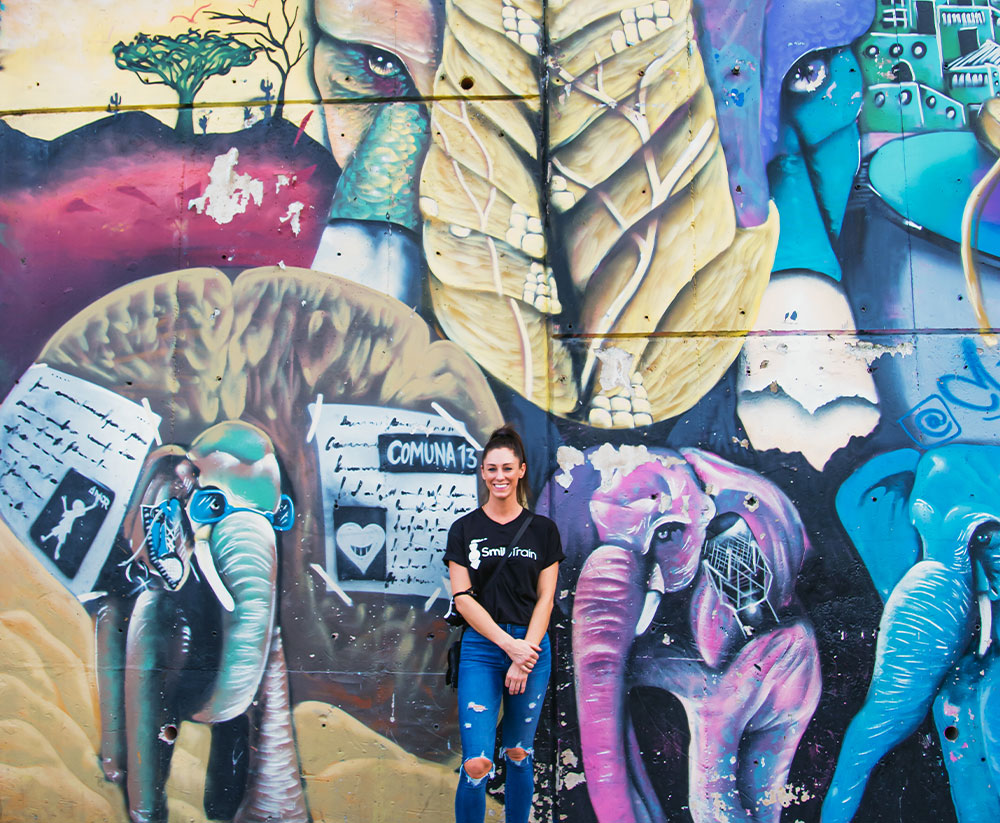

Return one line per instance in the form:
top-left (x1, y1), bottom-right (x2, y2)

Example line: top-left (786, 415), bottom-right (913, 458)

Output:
top-left (236, 629), bottom-right (309, 823)
top-left (194, 512), bottom-right (278, 724)
top-left (330, 100), bottom-right (429, 231)
top-left (573, 545), bottom-right (648, 823)
top-left (124, 590), bottom-right (191, 823)
top-left (821, 561), bottom-right (974, 823)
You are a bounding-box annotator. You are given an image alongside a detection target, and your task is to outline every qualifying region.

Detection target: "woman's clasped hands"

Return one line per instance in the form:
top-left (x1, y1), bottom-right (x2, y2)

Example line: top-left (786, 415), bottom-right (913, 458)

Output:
top-left (505, 637), bottom-right (541, 695)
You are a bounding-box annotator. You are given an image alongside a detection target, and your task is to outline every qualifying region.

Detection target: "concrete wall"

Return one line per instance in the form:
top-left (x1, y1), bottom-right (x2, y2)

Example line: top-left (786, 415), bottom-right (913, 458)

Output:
top-left (0, 0), bottom-right (997, 820)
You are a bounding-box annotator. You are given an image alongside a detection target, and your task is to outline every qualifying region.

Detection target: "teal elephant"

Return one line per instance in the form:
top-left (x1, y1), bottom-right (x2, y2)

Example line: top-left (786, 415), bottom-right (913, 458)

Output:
top-left (825, 444), bottom-right (1000, 822)
top-left (96, 421), bottom-right (306, 823)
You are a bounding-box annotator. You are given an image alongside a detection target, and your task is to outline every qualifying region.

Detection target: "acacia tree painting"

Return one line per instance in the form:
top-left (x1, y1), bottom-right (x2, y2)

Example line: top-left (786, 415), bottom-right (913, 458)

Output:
top-left (207, 0), bottom-right (307, 120)
top-left (113, 29), bottom-right (258, 137)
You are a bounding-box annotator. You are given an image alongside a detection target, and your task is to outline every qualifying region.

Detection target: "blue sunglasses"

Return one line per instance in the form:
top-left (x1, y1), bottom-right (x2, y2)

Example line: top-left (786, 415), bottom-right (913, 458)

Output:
top-left (188, 487), bottom-right (295, 531)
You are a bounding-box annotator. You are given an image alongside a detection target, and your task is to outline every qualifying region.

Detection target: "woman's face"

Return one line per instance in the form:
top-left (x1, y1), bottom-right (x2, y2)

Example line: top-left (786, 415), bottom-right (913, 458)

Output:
top-left (481, 446), bottom-right (526, 504)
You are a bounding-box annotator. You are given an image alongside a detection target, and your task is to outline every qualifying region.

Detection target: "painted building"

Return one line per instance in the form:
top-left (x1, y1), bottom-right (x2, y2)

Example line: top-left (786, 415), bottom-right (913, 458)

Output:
top-left (854, 0), bottom-right (1000, 130)
top-left (2, 0), bottom-right (1000, 821)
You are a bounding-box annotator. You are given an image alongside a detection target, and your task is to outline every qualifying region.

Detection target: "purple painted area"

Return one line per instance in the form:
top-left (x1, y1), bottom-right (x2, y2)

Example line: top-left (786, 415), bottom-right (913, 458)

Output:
top-left (544, 446), bottom-right (821, 822)
top-left (761, 0), bottom-right (876, 157)
top-left (692, 0), bottom-right (874, 226)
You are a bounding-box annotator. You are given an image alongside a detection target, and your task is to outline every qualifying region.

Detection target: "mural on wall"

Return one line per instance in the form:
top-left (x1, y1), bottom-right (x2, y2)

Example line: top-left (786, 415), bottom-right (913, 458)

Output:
top-left (3, 0), bottom-right (1000, 821)
top-left (541, 444), bottom-right (821, 823)
top-left (828, 444), bottom-right (1000, 823)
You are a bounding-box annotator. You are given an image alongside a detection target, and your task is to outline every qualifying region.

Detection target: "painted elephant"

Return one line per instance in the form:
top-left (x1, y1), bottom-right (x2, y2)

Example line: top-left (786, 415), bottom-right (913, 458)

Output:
top-left (825, 444), bottom-right (1000, 823)
top-left (96, 420), bottom-right (307, 823)
top-left (691, 0), bottom-right (873, 228)
top-left (541, 444), bottom-right (821, 823)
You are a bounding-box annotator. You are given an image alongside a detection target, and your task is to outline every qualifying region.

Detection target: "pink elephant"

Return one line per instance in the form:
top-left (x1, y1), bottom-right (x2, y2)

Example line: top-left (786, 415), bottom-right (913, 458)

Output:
top-left (541, 445), bottom-right (820, 823)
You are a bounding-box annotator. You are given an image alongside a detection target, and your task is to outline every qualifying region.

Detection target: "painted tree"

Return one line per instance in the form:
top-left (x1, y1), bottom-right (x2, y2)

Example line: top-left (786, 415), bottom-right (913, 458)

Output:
top-left (113, 29), bottom-right (258, 137)
top-left (207, 0), bottom-right (307, 120)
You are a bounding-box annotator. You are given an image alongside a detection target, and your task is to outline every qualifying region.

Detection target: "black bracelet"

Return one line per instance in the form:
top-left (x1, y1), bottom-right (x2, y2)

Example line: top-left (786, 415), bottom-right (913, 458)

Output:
top-left (453, 587), bottom-right (476, 598)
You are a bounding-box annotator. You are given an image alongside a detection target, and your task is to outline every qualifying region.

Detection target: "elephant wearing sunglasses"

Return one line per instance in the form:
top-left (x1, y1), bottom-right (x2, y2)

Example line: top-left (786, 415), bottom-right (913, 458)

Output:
top-left (94, 420), bottom-right (308, 823)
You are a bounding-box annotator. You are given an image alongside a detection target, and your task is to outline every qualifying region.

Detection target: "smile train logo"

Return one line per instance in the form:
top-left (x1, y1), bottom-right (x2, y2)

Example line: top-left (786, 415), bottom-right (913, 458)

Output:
top-left (468, 538), bottom-right (488, 570)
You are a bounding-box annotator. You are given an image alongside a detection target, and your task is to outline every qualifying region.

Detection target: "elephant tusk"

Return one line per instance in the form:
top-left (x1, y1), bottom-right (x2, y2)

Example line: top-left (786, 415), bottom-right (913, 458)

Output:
top-left (979, 592), bottom-right (993, 657)
top-left (194, 539), bottom-right (235, 613)
top-left (648, 563), bottom-right (665, 593)
top-left (635, 590), bottom-right (661, 636)
top-left (635, 566), bottom-right (666, 636)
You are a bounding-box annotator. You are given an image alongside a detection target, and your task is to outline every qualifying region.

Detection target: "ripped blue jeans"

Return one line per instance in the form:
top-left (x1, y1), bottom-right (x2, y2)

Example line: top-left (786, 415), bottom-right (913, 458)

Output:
top-left (455, 624), bottom-right (552, 823)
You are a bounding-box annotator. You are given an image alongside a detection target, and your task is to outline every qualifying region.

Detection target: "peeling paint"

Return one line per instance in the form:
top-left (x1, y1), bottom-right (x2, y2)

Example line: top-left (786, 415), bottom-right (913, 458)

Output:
top-left (845, 339), bottom-right (915, 363)
top-left (738, 273), bottom-right (881, 469)
top-left (759, 783), bottom-right (813, 808)
top-left (555, 445), bottom-right (585, 488)
top-left (594, 346), bottom-right (635, 395)
top-left (587, 442), bottom-right (684, 490)
top-left (188, 147), bottom-right (264, 225)
top-left (280, 201), bottom-right (305, 235)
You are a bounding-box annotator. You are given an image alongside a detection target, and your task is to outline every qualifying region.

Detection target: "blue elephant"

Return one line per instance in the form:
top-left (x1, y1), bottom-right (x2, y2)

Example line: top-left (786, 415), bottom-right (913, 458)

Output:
top-left (824, 444), bottom-right (1000, 823)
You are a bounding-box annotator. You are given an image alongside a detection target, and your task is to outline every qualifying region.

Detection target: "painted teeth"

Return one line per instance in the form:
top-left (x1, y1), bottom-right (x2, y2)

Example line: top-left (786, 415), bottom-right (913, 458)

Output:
top-left (611, 3), bottom-right (673, 53)
top-left (550, 175), bottom-right (576, 212)
top-left (506, 203), bottom-right (546, 258)
top-left (419, 196), bottom-right (439, 217)
top-left (502, 0), bottom-right (541, 53)
top-left (522, 262), bottom-right (562, 314)
top-left (588, 372), bottom-right (652, 428)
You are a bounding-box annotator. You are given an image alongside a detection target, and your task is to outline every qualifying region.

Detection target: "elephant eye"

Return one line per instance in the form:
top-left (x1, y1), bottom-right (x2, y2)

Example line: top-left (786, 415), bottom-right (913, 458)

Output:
top-left (188, 488), bottom-right (230, 524)
top-left (652, 521), bottom-right (685, 544)
top-left (366, 46), bottom-right (402, 78)
top-left (786, 52), bottom-right (830, 94)
top-left (271, 495), bottom-right (296, 531)
top-left (969, 521), bottom-right (1000, 552)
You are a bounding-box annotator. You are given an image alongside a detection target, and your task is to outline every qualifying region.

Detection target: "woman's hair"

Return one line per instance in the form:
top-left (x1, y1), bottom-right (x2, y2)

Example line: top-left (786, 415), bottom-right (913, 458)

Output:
top-left (481, 424), bottom-right (531, 507)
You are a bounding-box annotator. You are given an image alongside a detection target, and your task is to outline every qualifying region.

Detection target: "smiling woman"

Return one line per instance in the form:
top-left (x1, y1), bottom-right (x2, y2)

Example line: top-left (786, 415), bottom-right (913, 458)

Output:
top-left (445, 425), bottom-right (563, 823)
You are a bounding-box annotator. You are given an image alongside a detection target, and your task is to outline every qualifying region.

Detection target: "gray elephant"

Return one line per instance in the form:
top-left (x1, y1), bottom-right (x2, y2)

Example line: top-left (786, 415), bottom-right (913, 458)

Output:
top-left (541, 445), bottom-right (821, 823)
top-left (825, 444), bottom-right (1000, 823)
top-left (95, 420), bottom-right (308, 823)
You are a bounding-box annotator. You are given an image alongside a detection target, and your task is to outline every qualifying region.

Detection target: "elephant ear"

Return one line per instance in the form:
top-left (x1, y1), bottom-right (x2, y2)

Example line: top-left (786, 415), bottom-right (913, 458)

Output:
top-left (834, 448), bottom-right (921, 603)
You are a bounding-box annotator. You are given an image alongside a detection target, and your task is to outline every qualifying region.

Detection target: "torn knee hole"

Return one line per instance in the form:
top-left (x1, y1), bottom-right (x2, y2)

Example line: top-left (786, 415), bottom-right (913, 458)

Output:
top-left (463, 757), bottom-right (493, 779)
top-left (505, 747), bottom-right (528, 762)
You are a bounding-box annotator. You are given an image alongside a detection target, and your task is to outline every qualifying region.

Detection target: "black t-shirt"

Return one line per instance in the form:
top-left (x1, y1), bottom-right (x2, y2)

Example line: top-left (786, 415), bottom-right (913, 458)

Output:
top-left (444, 508), bottom-right (564, 626)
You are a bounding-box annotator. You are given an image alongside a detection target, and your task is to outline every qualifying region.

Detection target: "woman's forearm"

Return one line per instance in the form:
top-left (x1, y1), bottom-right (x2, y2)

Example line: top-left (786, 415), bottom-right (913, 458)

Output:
top-left (525, 563), bottom-right (559, 647)
top-left (457, 594), bottom-right (515, 653)
top-left (450, 561), bottom-right (515, 652)
top-left (524, 596), bottom-right (554, 647)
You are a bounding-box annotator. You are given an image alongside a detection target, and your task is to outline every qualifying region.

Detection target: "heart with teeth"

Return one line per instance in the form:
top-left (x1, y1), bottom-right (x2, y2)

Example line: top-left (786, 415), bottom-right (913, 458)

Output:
top-left (336, 523), bottom-right (387, 575)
